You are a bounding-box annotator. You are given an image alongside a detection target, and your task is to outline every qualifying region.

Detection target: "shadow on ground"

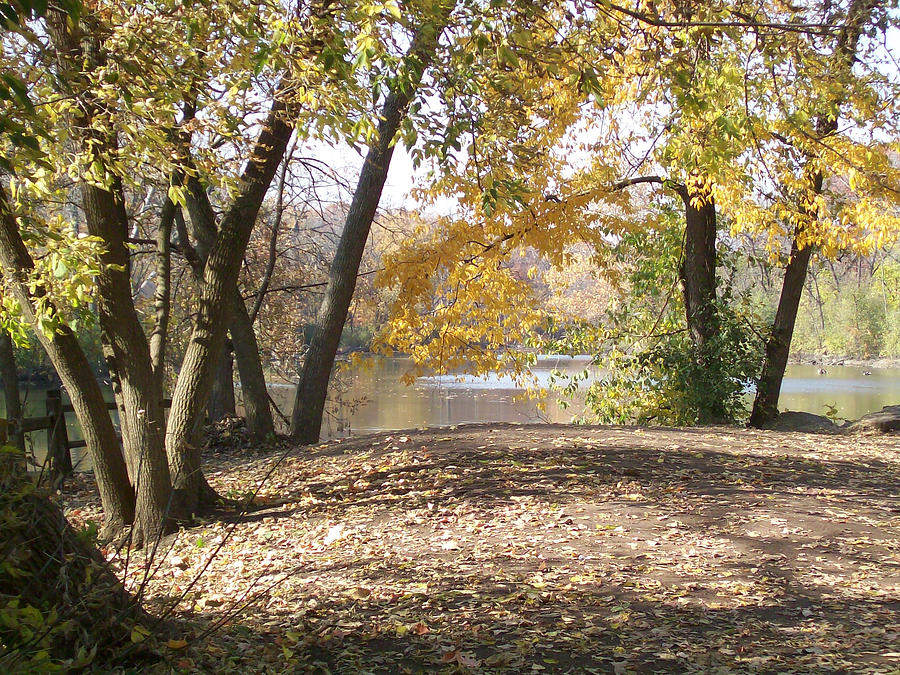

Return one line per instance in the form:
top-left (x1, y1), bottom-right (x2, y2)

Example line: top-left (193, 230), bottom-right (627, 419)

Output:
top-left (145, 424), bottom-right (900, 673)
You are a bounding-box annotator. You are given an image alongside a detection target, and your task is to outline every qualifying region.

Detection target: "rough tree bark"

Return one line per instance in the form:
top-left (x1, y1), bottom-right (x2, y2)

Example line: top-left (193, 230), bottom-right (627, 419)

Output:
top-left (165, 99), bottom-right (292, 513)
top-left (673, 186), bottom-right (718, 351)
top-left (749, 239), bottom-right (815, 426)
top-left (673, 186), bottom-right (726, 423)
top-left (78, 181), bottom-right (173, 542)
top-left (0, 185), bottom-right (135, 537)
top-left (149, 196), bottom-right (174, 388)
top-left (183, 173), bottom-right (275, 440)
top-left (228, 295), bottom-right (272, 439)
top-left (207, 342), bottom-right (236, 422)
top-left (290, 22), bottom-right (448, 443)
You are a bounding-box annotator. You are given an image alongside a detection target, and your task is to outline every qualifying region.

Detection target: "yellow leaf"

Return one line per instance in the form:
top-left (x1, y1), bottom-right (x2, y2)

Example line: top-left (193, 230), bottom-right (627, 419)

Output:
top-left (167, 639), bottom-right (189, 650)
top-left (130, 625), bottom-right (150, 643)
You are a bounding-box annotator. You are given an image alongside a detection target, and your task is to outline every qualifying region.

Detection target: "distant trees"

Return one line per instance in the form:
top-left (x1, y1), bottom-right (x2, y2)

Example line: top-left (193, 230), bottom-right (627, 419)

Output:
top-left (791, 247), bottom-right (900, 359)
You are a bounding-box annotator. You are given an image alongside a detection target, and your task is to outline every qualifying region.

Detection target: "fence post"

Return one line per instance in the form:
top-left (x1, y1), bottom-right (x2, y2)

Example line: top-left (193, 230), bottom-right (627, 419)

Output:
top-left (46, 389), bottom-right (72, 481)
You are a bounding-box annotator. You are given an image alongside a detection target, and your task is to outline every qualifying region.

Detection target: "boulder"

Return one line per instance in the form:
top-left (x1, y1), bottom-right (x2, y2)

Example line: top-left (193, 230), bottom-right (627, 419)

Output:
top-left (763, 411), bottom-right (840, 433)
top-left (848, 405), bottom-right (900, 433)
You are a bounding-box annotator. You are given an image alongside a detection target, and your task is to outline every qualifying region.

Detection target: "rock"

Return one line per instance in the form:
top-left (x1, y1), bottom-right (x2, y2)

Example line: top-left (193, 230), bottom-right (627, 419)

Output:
top-left (848, 405), bottom-right (900, 433)
top-left (763, 411), bottom-right (840, 433)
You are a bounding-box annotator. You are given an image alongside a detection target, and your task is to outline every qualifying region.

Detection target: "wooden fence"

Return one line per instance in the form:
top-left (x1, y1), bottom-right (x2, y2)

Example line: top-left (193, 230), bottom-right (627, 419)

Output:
top-left (2, 389), bottom-right (171, 480)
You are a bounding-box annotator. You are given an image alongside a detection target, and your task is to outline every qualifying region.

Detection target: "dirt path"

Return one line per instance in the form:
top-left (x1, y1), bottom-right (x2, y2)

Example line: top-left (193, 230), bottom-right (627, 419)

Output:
top-left (66, 424), bottom-right (900, 673)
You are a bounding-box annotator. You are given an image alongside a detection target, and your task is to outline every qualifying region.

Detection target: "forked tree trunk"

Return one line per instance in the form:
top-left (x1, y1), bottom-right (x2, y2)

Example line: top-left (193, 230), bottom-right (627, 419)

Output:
top-left (290, 20), bottom-right (448, 443)
top-left (184, 175), bottom-right (275, 441)
top-left (0, 187), bottom-right (135, 537)
top-left (79, 182), bottom-right (173, 544)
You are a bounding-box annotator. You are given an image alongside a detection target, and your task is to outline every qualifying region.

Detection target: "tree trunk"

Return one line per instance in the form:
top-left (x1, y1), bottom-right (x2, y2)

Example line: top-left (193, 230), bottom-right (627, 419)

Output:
top-left (673, 186), bottom-right (725, 423)
top-left (749, 240), bottom-right (814, 427)
top-left (79, 183), bottom-right (173, 544)
top-left (184, 171), bottom-right (275, 441)
top-left (0, 186), bottom-right (135, 538)
top-left (674, 186), bottom-right (718, 350)
top-left (207, 341), bottom-right (236, 422)
top-left (290, 20), bottom-right (448, 443)
top-left (249, 140), bottom-right (294, 324)
top-left (150, 196), bottom-right (174, 389)
top-left (0, 329), bottom-right (23, 450)
top-left (47, 10), bottom-right (172, 544)
top-left (229, 292), bottom-right (274, 441)
top-left (748, 0), bottom-right (873, 428)
top-left (290, 94), bottom-right (404, 443)
top-left (166, 100), bottom-right (292, 514)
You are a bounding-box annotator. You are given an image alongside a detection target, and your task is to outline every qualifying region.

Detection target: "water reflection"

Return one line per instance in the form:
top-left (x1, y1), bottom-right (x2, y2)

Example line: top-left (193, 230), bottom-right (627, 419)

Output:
top-left (270, 357), bottom-right (900, 437)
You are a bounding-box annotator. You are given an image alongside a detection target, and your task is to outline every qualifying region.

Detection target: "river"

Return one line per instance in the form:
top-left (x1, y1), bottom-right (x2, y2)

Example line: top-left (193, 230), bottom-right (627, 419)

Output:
top-left (4, 356), bottom-right (899, 470)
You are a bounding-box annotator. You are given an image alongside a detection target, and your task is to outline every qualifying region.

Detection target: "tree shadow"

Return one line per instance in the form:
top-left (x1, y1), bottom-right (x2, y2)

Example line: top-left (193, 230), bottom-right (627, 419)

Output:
top-left (180, 423), bottom-right (899, 672)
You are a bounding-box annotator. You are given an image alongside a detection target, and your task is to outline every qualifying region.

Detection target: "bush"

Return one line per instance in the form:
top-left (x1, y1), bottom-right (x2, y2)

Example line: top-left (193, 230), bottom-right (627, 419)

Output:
top-left (583, 304), bottom-right (764, 426)
top-left (0, 448), bottom-right (139, 672)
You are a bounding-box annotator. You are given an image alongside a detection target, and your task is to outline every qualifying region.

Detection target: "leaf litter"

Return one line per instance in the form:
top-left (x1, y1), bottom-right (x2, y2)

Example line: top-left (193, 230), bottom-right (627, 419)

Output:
top-left (61, 423), bottom-right (900, 673)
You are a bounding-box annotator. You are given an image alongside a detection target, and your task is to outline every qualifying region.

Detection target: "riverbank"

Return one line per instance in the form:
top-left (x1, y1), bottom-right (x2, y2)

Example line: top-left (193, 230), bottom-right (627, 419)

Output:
top-left (791, 353), bottom-right (900, 369)
top-left (61, 423), bottom-right (900, 673)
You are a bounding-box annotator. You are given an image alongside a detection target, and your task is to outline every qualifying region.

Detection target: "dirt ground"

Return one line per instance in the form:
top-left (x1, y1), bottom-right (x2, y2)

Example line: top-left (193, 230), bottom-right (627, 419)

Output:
top-left (63, 423), bottom-right (900, 674)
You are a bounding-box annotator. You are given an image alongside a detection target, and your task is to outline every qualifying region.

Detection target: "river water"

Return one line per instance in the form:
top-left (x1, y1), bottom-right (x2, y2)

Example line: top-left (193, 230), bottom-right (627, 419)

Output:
top-left (269, 356), bottom-right (900, 436)
top-left (5, 356), bottom-right (899, 470)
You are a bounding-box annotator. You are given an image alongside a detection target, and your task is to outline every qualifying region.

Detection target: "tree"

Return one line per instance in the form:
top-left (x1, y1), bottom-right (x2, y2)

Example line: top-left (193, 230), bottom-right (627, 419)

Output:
top-left (165, 98), bottom-right (292, 512)
top-left (181, 164), bottom-right (275, 441)
top-left (0, 0), bottom-right (137, 536)
top-left (290, 6), bottom-right (453, 443)
top-left (45, 6), bottom-right (175, 543)
top-left (0, 184), bottom-right (136, 535)
top-left (749, 0), bottom-right (897, 426)
top-left (373, 0), bottom-right (900, 429)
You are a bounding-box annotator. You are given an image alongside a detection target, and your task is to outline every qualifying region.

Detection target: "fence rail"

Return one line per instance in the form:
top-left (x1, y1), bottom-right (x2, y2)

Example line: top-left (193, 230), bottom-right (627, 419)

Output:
top-left (1, 389), bottom-right (171, 480)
